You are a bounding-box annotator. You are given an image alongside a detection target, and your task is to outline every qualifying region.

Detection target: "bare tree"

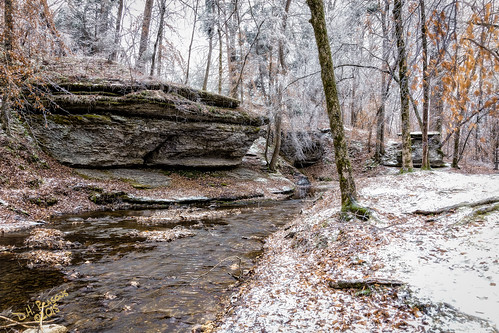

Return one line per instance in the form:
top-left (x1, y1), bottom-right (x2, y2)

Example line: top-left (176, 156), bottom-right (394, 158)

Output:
top-left (420, 0), bottom-right (430, 169)
top-left (202, 0), bottom-right (216, 90)
top-left (1, 0), bottom-right (14, 136)
top-left (185, 0), bottom-right (200, 85)
top-left (110, 0), bottom-right (124, 61)
top-left (393, 0), bottom-right (413, 172)
top-left (137, 0), bottom-right (154, 72)
top-left (150, 0), bottom-right (167, 77)
top-left (375, 0), bottom-right (390, 161)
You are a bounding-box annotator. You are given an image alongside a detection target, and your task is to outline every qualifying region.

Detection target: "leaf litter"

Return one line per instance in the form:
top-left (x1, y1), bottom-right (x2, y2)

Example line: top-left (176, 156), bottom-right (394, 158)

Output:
top-left (216, 170), bottom-right (499, 332)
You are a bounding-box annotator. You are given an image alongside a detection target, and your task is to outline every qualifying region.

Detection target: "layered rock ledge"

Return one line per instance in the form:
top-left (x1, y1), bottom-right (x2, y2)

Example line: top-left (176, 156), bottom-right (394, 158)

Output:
top-left (28, 78), bottom-right (266, 168)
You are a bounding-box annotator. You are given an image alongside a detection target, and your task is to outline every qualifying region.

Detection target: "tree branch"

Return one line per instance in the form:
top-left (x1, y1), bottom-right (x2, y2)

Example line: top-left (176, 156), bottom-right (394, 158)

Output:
top-left (334, 63), bottom-right (391, 74)
top-left (463, 38), bottom-right (499, 62)
top-left (413, 197), bottom-right (499, 215)
top-left (329, 278), bottom-right (404, 289)
top-left (233, 19), bottom-right (265, 95)
top-left (440, 104), bottom-right (496, 147)
top-left (472, 21), bottom-right (499, 29)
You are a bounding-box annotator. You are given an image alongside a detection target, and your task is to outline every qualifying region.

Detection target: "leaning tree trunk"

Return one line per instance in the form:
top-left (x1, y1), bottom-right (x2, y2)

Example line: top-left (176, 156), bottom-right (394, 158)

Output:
top-left (393, 0), bottom-right (413, 172)
top-left (306, 0), bottom-right (366, 216)
top-left (203, 32), bottom-right (214, 90)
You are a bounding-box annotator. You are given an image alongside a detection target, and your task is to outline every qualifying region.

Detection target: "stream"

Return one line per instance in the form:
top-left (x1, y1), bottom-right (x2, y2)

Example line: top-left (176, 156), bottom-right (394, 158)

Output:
top-left (0, 200), bottom-right (302, 332)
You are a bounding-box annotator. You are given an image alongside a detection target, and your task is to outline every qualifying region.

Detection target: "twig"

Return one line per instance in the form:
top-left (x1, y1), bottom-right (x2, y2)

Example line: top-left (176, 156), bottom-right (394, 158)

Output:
top-left (190, 256), bottom-right (244, 284)
top-left (0, 314), bottom-right (54, 329)
top-left (39, 302), bottom-right (44, 329)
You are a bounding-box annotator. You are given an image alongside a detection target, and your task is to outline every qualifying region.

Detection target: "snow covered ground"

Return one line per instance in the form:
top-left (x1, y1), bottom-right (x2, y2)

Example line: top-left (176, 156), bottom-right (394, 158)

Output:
top-left (216, 170), bottom-right (499, 332)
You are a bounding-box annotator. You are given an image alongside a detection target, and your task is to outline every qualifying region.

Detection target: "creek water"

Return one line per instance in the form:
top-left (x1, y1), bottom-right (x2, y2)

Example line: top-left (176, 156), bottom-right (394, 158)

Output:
top-left (0, 200), bottom-right (302, 332)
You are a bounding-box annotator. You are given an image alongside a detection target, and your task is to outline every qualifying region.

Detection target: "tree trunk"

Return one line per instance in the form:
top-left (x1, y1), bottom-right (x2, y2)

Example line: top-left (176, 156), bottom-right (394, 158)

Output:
top-left (1, 92), bottom-right (11, 137)
top-left (137, 0), bottom-right (154, 72)
top-left (431, 80), bottom-right (443, 133)
top-left (203, 33), bottom-right (214, 90)
top-left (278, 0), bottom-right (292, 73)
top-left (4, 0), bottom-right (13, 62)
top-left (156, 39), bottom-right (163, 77)
top-left (350, 79), bottom-right (356, 127)
top-left (452, 125), bottom-right (461, 168)
top-left (110, 0), bottom-right (124, 61)
top-left (185, 0), bottom-right (200, 85)
top-left (420, 0), bottom-right (430, 169)
top-left (374, 104), bottom-right (385, 161)
top-left (218, 23), bottom-right (223, 94)
top-left (227, 0), bottom-right (239, 98)
top-left (203, 0), bottom-right (216, 90)
top-left (98, 0), bottom-right (111, 36)
top-left (217, 1), bottom-right (223, 94)
top-left (269, 107), bottom-right (282, 172)
top-left (1, 0), bottom-right (14, 135)
top-left (375, 0), bottom-right (390, 161)
top-left (393, 0), bottom-right (413, 172)
top-left (306, 0), bottom-right (359, 210)
top-left (150, 0), bottom-right (167, 77)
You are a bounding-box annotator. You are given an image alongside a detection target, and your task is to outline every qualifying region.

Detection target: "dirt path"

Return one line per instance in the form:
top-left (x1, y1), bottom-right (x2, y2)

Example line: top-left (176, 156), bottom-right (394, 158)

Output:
top-left (215, 170), bottom-right (499, 332)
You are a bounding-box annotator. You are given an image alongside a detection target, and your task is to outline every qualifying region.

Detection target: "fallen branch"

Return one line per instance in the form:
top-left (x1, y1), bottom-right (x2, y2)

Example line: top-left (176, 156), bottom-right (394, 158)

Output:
top-left (0, 315), bottom-right (55, 330)
top-left (413, 197), bottom-right (499, 216)
top-left (329, 278), bottom-right (404, 289)
top-left (190, 256), bottom-right (243, 284)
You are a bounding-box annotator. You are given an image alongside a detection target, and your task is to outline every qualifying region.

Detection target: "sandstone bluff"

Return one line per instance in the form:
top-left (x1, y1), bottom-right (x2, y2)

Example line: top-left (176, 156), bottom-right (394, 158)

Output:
top-left (28, 77), bottom-right (266, 168)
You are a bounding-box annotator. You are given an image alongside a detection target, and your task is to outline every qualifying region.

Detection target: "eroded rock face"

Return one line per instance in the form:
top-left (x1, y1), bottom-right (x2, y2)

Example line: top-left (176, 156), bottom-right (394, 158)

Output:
top-left (382, 132), bottom-right (446, 168)
top-left (28, 86), bottom-right (265, 168)
top-left (280, 131), bottom-right (326, 167)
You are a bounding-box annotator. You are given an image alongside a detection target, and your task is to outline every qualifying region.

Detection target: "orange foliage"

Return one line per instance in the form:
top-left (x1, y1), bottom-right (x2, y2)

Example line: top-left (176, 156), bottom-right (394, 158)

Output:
top-left (433, 1), bottom-right (498, 132)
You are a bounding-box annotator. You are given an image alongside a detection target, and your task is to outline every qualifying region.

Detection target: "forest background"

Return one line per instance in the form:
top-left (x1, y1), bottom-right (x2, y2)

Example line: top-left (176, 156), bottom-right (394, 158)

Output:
top-left (0, 0), bottom-right (498, 171)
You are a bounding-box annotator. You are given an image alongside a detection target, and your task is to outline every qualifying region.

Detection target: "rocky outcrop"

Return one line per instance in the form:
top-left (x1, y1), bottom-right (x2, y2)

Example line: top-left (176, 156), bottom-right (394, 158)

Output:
top-left (280, 131), bottom-right (326, 167)
top-left (382, 132), bottom-right (446, 168)
top-left (28, 82), bottom-right (266, 168)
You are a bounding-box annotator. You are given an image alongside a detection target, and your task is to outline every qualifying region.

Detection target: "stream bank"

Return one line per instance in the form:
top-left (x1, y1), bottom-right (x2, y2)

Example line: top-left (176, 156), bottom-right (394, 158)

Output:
top-left (0, 125), bottom-right (306, 235)
top-left (215, 170), bottom-right (499, 332)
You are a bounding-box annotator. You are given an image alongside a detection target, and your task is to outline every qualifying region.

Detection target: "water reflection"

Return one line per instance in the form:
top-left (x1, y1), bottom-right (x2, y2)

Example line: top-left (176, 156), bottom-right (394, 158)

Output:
top-left (0, 200), bottom-right (302, 332)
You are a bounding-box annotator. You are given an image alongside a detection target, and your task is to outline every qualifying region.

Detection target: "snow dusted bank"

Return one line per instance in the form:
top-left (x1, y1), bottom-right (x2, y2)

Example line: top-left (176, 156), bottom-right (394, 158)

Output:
top-left (215, 170), bottom-right (499, 332)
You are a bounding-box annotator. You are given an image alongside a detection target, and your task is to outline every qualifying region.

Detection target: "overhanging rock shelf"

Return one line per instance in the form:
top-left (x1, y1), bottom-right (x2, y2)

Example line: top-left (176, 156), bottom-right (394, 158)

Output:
top-left (29, 80), bottom-right (267, 168)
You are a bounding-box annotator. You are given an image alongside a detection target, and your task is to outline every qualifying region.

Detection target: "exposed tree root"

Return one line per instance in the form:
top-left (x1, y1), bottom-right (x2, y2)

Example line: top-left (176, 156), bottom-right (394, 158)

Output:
top-left (413, 196), bottom-right (499, 215)
top-left (329, 278), bottom-right (404, 290)
top-left (342, 199), bottom-right (372, 221)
